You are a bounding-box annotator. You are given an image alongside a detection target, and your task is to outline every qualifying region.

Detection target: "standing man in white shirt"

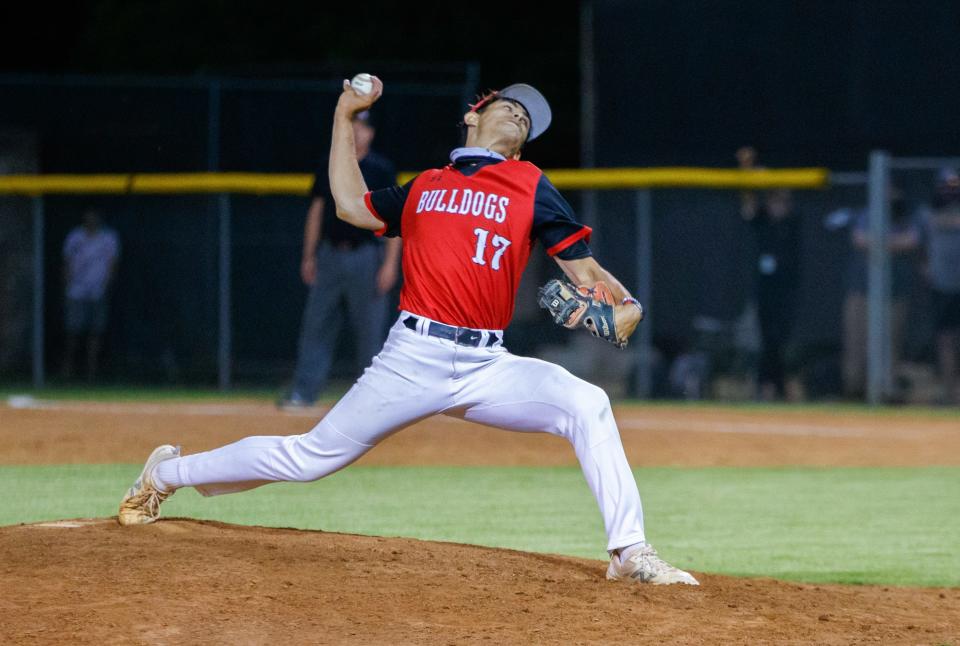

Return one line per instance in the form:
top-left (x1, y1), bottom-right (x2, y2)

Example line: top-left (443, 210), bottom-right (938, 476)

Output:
top-left (61, 208), bottom-right (120, 381)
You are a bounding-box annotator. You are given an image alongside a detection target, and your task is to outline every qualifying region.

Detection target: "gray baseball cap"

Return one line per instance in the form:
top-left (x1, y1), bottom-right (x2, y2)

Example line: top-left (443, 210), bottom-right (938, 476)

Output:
top-left (471, 83), bottom-right (552, 142)
top-left (498, 83), bottom-right (552, 142)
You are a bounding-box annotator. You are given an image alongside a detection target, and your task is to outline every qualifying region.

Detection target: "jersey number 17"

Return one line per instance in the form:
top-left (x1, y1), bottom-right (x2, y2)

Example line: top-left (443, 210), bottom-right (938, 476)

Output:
top-left (471, 227), bottom-right (512, 271)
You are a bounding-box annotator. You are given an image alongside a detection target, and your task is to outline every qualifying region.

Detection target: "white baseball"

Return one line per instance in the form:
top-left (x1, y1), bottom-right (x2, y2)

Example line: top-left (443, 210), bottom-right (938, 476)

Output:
top-left (350, 73), bottom-right (374, 95)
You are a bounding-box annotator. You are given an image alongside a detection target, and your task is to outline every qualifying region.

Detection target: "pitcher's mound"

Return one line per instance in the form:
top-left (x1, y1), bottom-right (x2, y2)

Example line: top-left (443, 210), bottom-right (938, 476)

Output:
top-left (2, 519), bottom-right (956, 644)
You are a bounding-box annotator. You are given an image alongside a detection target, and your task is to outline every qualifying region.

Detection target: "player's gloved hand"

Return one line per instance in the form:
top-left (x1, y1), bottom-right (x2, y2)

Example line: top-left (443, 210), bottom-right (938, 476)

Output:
top-left (538, 279), bottom-right (640, 349)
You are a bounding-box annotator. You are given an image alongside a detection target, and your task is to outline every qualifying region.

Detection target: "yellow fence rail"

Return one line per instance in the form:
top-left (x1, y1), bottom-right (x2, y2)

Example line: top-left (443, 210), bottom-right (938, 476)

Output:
top-left (0, 167), bottom-right (828, 196)
top-left (535, 167), bottom-right (828, 190)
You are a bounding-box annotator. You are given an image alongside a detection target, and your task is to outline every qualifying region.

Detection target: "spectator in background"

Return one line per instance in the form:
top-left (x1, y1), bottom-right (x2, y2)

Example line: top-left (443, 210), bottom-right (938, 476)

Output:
top-left (279, 110), bottom-right (401, 408)
top-left (738, 147), bottom-right (802, 401)
top-left (826, 188), bottom-right (920, 401)
top-left (922, 168), bottom-right (960, 405)
top-left (61, 208), bottom-right (120, 381)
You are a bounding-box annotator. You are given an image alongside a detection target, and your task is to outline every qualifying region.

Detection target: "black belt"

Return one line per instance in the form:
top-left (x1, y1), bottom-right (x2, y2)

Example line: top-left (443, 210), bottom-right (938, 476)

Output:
top-left (403, 316), bottom-right (500, 348)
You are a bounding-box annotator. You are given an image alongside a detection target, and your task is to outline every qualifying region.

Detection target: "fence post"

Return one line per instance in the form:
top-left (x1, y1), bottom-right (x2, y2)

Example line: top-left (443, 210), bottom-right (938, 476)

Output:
top-left (634, 189), bottom-right (653, 398)
top-left (866, 150), bottom-right (891, 405)
top-left (32, 196), bottom-right (45, 389)
top-left (218, 194), bottom-right (232, 391)
top-left (207, 79), bottom-right (232, 391)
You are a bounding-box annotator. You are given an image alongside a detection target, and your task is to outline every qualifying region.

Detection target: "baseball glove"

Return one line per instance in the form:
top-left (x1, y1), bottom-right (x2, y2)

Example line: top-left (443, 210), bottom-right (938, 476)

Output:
top-left (538, 278), bottom-right (626, 348)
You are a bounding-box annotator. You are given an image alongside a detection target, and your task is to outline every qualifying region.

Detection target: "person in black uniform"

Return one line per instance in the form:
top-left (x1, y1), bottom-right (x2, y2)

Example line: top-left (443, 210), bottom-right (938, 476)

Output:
top-left (280, 110), bottom-right (401, 408)
top-left (738, 147), bottom-right (802, 400)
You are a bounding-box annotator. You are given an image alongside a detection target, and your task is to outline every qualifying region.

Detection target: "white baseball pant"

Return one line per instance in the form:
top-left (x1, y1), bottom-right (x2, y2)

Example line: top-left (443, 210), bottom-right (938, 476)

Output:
top-left (157, 313), bottom-right (647, 551)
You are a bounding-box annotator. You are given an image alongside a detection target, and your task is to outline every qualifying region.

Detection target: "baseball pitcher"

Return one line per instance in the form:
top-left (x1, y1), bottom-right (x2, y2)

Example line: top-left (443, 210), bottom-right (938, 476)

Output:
top-left (119, 77), bottom-right (698, 586)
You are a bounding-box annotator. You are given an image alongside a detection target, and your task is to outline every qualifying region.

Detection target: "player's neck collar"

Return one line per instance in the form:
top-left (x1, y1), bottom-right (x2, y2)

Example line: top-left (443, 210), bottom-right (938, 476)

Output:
top-left (450, 147), bottom-right (507, 163)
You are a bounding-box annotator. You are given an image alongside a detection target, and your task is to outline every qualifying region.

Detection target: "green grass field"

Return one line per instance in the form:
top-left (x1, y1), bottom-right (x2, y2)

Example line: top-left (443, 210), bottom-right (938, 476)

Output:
top-left (2, 464), bottom-right (957, 588)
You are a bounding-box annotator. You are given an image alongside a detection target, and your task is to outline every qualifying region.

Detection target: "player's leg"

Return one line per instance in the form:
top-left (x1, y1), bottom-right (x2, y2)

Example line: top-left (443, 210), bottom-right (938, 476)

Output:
top-left (938, 328), bottom-right (958, 404)
top-left (945, 294), bottom-right (960, 403)
top-left (447, 349), bottom-right (697, 584)
top-left (448, 350), bottom-right (644, 551)
top-left (931, 290), bottom-right (959, 404)
top-left (289, 245), bottom-right (344, 403)
top-left (170, 320), bottom-right (445, 495)
top-left (890, 298), bottom-right (908, 397)
top-left (842, 291), bottom-right (867, 399)
top-left (119, 317), bottom-right (452, 524)
top-left (757, 289), bottom-right (794, 399)
top-left (61, 298), bottom-right (84, 378)
top-left (344, 244), bottom-right (388, 372)
top-left (86, 297), bottom-right (108, 381)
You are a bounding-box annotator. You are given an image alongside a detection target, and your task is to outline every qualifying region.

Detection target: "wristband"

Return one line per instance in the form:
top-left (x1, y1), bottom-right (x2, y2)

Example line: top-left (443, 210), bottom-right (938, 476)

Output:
top-left (621, 297), bottom-right (644, 315)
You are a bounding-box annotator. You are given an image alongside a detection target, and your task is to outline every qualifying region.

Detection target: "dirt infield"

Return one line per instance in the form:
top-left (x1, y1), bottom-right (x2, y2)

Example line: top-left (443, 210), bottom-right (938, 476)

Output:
top-left (2, 519), bottom-right (958, 645)
top-left (1, 401), bottom-right (958, 644)
top-left (2, 400), bottom-right (959, 467)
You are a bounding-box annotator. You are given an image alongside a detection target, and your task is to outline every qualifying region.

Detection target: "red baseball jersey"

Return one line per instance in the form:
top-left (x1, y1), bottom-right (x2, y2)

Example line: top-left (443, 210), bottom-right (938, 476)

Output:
top-left (365, 153), bottom-right (591, 330)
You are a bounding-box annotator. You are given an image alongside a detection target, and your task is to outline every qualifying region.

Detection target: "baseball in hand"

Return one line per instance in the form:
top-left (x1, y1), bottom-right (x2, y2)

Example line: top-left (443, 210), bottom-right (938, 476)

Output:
top-left (350, 73), bottom-right (374, 95)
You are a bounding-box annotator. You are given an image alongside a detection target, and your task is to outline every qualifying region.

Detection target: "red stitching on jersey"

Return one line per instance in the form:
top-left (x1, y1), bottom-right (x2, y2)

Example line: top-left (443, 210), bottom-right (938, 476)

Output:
top-left (546, 225), bottom-right (592, 256)
top-left (364, 192), bottom-right (388, 237)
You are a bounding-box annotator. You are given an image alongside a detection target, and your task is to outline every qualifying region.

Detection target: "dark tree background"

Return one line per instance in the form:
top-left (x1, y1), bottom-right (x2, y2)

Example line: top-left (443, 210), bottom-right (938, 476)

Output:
top-left (2, 1), bottom-right (582, 166)
top-left (5, 1), bottom-right (959, 168)
top-left (3, 1), bottom-right (958, 388)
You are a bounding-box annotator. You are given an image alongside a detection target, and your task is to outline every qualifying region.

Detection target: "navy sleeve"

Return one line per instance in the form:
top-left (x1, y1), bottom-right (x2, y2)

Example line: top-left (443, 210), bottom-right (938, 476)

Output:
top-left (531, 174), bottom-right (592, 259)
top-left (367, 178), bottom-right (414, 238)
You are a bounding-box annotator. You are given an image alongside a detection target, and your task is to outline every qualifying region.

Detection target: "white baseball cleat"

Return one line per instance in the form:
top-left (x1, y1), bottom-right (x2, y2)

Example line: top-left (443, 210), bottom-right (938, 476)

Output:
top-left (117, 444), bottom-right (180, 526)
top-left (606, 543), bottom-right (700, 585)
